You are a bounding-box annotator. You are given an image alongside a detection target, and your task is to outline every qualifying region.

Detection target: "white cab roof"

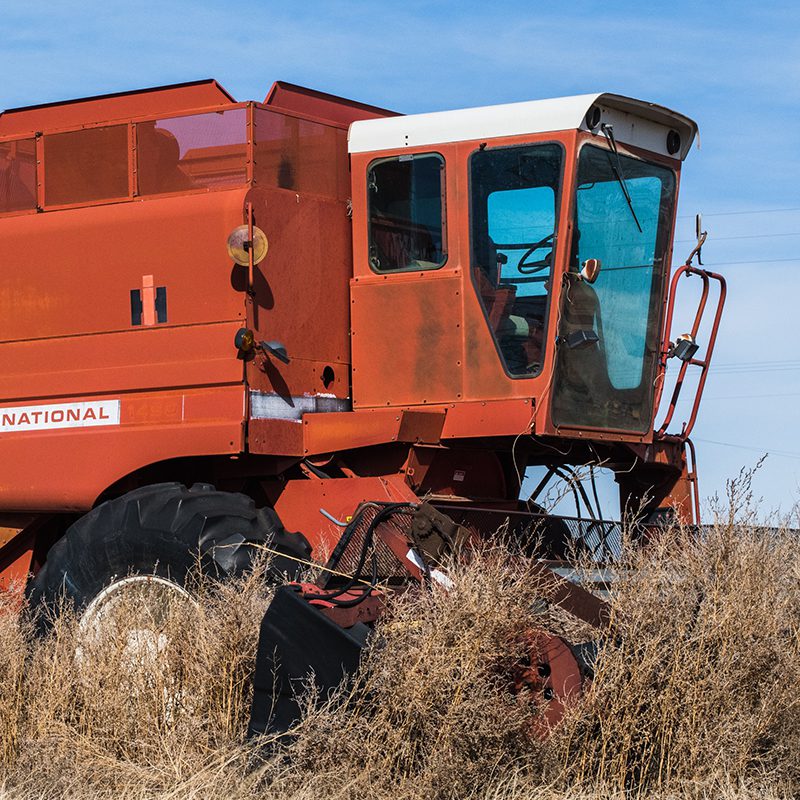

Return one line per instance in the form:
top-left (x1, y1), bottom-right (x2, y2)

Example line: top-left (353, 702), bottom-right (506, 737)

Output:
top-left (348, 93), bottom-right (698, 160)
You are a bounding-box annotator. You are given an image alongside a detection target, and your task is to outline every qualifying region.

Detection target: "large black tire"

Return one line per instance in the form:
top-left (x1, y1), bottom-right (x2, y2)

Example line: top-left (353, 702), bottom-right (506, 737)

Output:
top-left (27, 482), bottom-right (312, 626)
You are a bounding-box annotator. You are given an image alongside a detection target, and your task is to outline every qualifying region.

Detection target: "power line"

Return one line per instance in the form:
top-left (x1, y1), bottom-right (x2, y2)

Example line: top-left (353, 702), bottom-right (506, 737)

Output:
top-left (678, 391), bottom-right (800, 402)
top-left (714, 358), bottom-right (800, 368)
top-left (679, 206), bottom-right (800, 219)
top-left (707, 359), bottom-right (800, 375)
top-left (694, 438), bottom-right (800, 462)
top-left (675, 231), bottom-right (800, 244)
top-left (700, 257), bottom-right (800, 267)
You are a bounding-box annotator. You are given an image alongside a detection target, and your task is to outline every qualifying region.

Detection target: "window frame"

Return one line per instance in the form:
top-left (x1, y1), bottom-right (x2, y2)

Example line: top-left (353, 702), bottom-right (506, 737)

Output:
top-left (467, 139), bottom-right (567, 380)
top-left (366, 151), bottom-right (448, 275)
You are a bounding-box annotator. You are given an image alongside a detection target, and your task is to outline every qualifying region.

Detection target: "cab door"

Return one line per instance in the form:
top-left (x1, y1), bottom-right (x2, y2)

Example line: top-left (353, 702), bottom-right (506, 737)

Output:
top-left (350, 151), bottom-right (464, 409)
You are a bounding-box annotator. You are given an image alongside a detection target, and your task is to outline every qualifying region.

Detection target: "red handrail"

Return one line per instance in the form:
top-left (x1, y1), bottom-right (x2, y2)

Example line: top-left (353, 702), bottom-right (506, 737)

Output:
top-left (655, 264), bottom-right (727, 441)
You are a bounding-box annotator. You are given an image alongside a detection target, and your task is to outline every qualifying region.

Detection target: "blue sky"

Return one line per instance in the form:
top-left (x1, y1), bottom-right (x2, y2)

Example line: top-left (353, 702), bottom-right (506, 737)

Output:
top-left (2, 0), bottom-right (799, 517)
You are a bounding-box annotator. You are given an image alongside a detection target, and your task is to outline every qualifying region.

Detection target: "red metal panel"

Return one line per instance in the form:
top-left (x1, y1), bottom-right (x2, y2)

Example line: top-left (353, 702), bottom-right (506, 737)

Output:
top-left (248, 418), bottom-right (305, 457)
top-left (302, 409), bottom-right (401, 456)
top-left (0, 80), bottom-right (235, 137)
top-left (244, 187), bottom-right (352, 401)
top-left (273, 475), bottom-right (418, 557)
top-left (0, 189), bottom-right (247, 345)
top-left (263, 81), bottom-right (397, 127)
top-left (0, 384), bottom-right (245, 512)
top-left (249, 410), bottom-right (403, 458)
top-left (351, 271), bottom-right (464, 408)
top-left (440, 398), bottom-right (534, 439)
top-left (0, 323), bottom-right (242, 402)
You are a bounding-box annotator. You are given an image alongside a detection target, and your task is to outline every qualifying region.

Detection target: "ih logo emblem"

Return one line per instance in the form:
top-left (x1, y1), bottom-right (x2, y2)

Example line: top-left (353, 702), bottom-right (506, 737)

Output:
top-left (130, 274), bottom-right (167, 326)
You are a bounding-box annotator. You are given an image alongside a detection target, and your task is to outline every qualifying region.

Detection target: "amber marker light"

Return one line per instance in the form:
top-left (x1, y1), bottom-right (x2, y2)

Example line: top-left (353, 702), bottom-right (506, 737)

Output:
top-left (234, 327), bottom-right (255, 353)
top-left (227, 224), bottom-right (269, 266)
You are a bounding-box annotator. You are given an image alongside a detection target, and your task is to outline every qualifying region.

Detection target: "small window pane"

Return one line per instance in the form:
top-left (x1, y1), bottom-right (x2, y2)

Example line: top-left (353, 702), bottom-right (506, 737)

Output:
top-left (368, 155), bottom-right (445, 272)
top-left (137, 109), bottom-right (247, 196)
top-left (44, 126), bottom-right (129, 206)
top-left (0, 138), bottom-right (37, 213)
top-left (253, 108), bottom-right (349, 200)
top-left (470, 144), bottom-right (563, 376)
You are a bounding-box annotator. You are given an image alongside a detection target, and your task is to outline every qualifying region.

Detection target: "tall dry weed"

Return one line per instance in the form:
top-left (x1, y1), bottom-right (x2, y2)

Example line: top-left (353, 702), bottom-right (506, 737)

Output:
top-left (0, 486), bottom-right (798, 799)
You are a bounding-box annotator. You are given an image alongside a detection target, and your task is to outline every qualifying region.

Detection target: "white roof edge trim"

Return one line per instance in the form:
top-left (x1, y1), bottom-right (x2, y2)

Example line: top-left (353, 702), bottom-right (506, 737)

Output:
top-left (348, 92), bottom-right (698, 160)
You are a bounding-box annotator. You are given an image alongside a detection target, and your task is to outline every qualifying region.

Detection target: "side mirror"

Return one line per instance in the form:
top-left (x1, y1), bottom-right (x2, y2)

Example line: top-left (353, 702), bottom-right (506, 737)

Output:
top-left (580, 258), bottom-right (601, 284)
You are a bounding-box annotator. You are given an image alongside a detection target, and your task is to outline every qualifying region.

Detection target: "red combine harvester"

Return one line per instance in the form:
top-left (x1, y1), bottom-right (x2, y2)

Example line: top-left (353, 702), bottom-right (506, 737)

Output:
top-left (0, 79), bottom-right (724, 735)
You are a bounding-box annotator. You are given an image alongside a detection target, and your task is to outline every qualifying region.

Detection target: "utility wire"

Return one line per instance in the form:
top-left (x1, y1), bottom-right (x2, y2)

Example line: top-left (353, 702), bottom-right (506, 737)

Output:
top-left (694, 437), bottom-right (800, 462)
top-left (678, 391), bottom-right (800, 402)
top-left (678, 206), bottom-right (800, 219)
top-left (699, 257), bottom-right (800, 267)
top-left (675, 231), bottom-right (800, 244)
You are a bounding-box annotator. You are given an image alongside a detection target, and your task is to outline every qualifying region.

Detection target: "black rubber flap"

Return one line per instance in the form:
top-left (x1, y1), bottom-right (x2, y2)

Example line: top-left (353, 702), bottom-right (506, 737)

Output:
top-left (248, 585), bottom-right (370, 737)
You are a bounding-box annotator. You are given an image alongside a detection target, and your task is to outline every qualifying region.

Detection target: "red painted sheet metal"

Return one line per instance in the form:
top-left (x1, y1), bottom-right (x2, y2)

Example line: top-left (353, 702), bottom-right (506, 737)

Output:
top-left (263, 81), bottom-right (398, 127)
top-left (0, 384), bottom-right (245, 512)
top-left (0, 80), bottom-right (235, 137)
top-left (273, 475), bottom-right (418, 557)
top-left (249, 409), bottom-right (402, 458)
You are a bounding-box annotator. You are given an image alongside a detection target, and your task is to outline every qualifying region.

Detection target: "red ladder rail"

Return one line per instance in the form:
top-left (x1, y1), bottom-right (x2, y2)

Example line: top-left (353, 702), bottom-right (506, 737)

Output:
top-left (655, 264), bottom-right (727, 441)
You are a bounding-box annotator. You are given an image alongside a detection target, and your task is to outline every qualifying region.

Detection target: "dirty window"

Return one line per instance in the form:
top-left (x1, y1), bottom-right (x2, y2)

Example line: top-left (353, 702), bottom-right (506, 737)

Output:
top-left (137, 109), bottom-right (247, 196)
top-left (253, 108), bottom-right (349, 200)
top-left (44, 126), bottom-right (129, 206)
top-left (367, 154), bottom-right (446, 272)
top-left (0, 138), bottom-right (37, 213)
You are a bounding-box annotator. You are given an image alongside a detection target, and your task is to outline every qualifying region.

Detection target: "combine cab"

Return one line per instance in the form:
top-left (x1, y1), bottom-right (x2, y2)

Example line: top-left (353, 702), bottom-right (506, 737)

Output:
top-left (0, 79), bottom-right (724, 733)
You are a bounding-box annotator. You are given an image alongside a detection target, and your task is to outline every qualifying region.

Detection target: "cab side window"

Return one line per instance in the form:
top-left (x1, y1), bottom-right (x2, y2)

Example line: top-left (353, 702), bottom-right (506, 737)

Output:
top-left (367, 154), bottom-right (446, 272)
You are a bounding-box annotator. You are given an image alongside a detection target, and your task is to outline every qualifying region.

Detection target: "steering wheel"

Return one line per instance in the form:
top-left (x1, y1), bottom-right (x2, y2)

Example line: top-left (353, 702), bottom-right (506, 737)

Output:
top-left (517, 233), bottom-right (554, 274)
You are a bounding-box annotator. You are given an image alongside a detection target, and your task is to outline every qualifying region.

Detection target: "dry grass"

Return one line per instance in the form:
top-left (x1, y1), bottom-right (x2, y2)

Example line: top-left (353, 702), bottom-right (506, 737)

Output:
top-left (0, 489), bottom-right (798, 799)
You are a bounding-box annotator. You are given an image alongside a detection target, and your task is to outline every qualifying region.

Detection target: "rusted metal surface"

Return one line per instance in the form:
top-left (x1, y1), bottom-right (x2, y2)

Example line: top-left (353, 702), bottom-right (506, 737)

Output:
top-left (396, 409), bottom-right (446, 443)
top-left (512, 630), bottom-right (586, 738)
top-left (0, 386), bottom-right (244, 511)
top-left (243, 186), bottom-right (352, 405)
top-left (350, 270), bottom-right (464, 407)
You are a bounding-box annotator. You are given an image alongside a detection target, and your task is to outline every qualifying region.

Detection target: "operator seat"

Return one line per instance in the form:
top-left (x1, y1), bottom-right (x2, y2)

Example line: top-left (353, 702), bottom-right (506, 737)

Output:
top-left (557, 259), bottom-right (612, 400)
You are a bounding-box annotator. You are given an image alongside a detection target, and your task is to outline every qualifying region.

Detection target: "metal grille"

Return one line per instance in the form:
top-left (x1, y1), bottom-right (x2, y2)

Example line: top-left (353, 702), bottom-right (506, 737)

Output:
top-left (325, 504), bottom-right (414, 584)
top-left (44, 125), bottom-right (130, 206)
top-left (137, 109), bottom-right (247, 195)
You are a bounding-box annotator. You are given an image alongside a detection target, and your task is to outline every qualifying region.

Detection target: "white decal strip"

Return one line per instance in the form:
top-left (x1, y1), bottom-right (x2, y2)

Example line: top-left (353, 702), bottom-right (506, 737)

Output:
top-left (249, 391), bottom-right (351, 423)
top-left (0, 400), bottom-right (121, 433)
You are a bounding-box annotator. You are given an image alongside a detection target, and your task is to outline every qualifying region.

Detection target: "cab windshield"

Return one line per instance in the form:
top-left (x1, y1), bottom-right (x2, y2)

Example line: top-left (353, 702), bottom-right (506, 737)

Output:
top-left (551, 145), bottom-right (676, 433)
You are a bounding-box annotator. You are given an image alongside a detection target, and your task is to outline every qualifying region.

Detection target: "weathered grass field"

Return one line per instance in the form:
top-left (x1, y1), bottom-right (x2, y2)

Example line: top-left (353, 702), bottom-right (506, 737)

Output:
top-left (1, 485), bottom-right (798, 799)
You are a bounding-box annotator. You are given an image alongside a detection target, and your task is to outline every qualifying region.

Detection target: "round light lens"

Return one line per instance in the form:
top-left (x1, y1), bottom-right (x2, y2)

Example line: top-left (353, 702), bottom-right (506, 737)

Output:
top-left (666, 129), bottom-right (681, 156)
top-left (227, 224), bottom-right (269, 266)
